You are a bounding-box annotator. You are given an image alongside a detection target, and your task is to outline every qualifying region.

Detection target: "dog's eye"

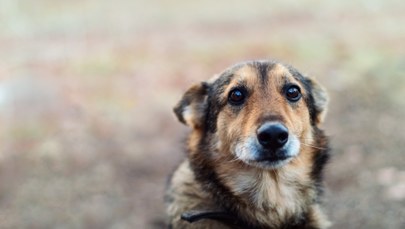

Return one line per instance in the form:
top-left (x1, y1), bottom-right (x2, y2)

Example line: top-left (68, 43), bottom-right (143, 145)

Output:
top-left (285, 85), bottom-right (301, 102)
top-left (228, 89), bottom-right (246, 105)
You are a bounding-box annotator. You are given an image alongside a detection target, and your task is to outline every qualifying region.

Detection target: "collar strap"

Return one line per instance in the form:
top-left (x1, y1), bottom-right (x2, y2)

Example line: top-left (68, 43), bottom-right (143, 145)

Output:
top-left (181, 210), bottom-right (262, 229)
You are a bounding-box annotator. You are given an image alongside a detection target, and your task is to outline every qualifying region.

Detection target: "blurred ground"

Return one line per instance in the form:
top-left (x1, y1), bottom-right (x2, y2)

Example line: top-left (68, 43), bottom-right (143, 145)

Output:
top-left (0, 0), bottom-right (404, 228)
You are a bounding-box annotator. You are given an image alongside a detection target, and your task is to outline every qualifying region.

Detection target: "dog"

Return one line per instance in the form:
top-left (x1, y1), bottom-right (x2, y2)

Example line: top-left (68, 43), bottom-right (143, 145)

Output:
top-left (165, 60), bottom-right (331, 229)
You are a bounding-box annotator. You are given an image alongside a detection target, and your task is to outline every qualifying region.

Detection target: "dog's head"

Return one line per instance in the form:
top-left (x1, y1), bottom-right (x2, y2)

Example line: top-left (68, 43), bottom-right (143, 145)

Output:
top-left (174, 61), bottom-right (328, 169)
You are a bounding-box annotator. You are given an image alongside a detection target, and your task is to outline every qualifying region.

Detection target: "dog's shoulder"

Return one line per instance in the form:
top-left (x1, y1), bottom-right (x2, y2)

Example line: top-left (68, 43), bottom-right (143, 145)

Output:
top-left (166, 160), bottom-right (233, 228)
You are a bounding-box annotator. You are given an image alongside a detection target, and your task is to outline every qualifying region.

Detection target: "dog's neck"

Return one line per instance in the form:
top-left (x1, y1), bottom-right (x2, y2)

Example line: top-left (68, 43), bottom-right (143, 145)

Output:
top-left (189, 150), bottom-right (315, 227)
top-left (218, 162), bottom-right (315, 225)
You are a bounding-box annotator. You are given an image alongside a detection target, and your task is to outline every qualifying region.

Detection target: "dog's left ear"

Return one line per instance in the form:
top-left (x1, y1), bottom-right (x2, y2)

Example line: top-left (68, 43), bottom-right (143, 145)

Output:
top-left (307, 78), bottom-right (329, 125)
top-left (173, 82), bottom-right (209, 129)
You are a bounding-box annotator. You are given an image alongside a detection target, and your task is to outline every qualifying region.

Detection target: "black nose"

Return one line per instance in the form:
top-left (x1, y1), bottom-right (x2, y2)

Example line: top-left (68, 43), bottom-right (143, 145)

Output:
top-left (257, 123), bottom-right (289, 150)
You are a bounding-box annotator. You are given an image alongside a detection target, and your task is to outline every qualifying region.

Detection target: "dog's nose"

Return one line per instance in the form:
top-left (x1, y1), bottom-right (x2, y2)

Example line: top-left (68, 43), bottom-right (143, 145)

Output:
top-left (257, 123), bottom-right (289, 150)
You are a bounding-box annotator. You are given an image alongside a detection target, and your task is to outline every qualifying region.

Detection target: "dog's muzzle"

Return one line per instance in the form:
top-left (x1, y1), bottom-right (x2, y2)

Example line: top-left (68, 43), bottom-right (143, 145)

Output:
top-left (234, 122), bottom-right (300, 168)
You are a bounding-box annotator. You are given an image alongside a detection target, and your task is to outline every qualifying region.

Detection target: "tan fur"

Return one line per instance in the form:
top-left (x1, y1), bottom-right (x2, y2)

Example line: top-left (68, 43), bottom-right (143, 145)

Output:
top-left (166, 161), bottom-right (227, 229)
top-left (167, 61), bottom-right (330, 229)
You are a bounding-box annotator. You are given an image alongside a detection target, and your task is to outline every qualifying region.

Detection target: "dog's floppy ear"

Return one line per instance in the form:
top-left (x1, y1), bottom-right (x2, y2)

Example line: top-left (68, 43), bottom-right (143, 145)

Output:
top-left (307, 78), bottom-right (329, 125)
top-left (173, 82), bottom-right (209, 129)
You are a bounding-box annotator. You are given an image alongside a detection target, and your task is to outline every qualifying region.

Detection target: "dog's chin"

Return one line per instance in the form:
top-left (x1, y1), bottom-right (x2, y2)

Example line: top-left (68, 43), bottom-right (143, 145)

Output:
top-left (244, 156), bottom-right (294, 170)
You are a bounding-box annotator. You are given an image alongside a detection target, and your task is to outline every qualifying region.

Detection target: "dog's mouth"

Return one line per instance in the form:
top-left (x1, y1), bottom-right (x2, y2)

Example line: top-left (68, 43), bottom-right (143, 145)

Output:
top-left (254, 154), bottom-right (292, 163)
top-left (244, 154), bottom-right (294, 169)
top-left (252, 149), bottom-right (294, 166)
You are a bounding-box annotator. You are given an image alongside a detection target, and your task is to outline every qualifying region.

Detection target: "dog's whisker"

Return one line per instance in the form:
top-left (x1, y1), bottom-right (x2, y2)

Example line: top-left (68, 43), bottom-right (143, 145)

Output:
top-left (301, 142), bottom-right (327, 150)
top-left (228, 157), bottom-right (240, 163)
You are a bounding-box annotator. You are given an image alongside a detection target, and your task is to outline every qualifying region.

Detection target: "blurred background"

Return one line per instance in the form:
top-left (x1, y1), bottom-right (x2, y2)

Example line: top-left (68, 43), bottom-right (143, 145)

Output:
top-left (0, 0), bottom-right (404, 228)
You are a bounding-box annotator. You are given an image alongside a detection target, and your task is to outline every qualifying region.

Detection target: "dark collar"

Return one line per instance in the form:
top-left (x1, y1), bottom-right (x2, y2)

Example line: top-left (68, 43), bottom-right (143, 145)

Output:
top-left (181, 210), bottom-right (264, 229)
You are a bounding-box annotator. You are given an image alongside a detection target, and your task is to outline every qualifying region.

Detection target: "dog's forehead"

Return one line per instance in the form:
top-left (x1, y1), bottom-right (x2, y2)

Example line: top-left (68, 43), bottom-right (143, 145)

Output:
top-left (211, 61), bottom-right (305, 92)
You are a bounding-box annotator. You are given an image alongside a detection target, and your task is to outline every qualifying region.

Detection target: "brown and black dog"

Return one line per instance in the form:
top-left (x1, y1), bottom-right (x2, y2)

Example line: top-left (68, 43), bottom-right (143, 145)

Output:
top-left (166, 60), bottom-right (331, 229)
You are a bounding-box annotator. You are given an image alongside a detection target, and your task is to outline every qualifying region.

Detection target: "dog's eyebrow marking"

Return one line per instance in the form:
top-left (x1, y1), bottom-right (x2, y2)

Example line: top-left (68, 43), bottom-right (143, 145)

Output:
top-left (226, 66), bottom-right (253, 91)
top-left (284, 64), bottom-right (308, 86)
top-left (211, 73), bottom-right (236, 96)
top-left (231, 78), bottom-right (248, 88)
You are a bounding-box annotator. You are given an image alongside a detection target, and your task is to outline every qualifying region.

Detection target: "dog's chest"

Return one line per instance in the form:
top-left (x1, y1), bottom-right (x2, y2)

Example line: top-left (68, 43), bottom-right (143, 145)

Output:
top-left (226, 170), bottom-right (309, 224)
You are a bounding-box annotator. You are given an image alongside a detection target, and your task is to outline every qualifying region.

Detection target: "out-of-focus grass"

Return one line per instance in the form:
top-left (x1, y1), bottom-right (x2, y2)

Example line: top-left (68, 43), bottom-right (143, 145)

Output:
top-left (0, 0), bottom-right (404, 228)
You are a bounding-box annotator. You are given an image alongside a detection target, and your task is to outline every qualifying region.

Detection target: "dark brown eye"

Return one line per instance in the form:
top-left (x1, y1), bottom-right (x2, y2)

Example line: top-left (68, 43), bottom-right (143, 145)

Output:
top-left (228, 89), bottom-right (246, 105)
top-left (285, 85), bottom-right (301, 102)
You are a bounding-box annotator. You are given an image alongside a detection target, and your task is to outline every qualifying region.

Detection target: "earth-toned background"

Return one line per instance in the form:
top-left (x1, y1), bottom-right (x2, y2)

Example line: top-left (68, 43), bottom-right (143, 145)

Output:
top-left (0, 0), bottom-right (404, 228)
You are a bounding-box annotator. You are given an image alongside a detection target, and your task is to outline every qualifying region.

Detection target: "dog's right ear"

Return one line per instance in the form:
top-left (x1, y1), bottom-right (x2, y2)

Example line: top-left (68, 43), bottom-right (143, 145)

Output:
top-left (173, 82), bottom-right (209, 129)
top-left (306, 78), bottom-right (329, 125)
